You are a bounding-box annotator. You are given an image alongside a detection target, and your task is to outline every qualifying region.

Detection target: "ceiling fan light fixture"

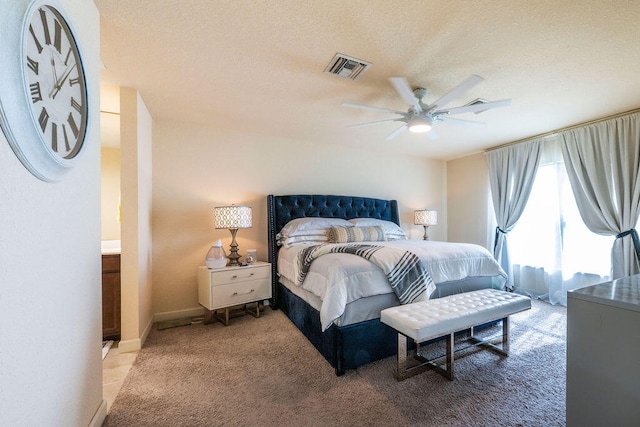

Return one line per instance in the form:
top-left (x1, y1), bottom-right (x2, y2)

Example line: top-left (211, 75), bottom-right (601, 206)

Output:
top-left (408, 118), bottom-right (432, 133)
top-left (343, 75), bottom-right (510, 140)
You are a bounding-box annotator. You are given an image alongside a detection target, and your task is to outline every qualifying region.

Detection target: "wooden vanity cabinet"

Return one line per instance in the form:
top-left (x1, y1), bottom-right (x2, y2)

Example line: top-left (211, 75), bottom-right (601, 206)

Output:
top-left (102, 254), bottom-right (121, 340)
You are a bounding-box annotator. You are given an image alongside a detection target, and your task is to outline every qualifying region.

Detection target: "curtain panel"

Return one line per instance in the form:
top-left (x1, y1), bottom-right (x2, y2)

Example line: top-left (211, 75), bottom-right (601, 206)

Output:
top-left (487, 139), bottom-right (543, 289)
top-left (508, 139), bottom-right (613, 305)
top-left (560, 112), bottom-right (640, 279)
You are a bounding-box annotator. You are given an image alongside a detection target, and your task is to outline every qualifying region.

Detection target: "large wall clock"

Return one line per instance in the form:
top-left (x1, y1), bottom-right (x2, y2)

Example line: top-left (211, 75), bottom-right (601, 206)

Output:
top-left (0, 0), bottom-right (88, 182)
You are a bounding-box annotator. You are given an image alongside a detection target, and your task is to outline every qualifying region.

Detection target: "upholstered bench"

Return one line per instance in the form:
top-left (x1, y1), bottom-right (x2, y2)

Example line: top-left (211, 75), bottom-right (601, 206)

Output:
top-left (380, 289), bottom-right (531, 381)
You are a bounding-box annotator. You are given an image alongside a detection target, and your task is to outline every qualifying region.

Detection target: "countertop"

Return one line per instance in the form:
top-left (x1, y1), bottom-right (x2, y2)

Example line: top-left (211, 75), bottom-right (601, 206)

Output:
top-left (568, 274), bottom-right (640, 312)
top-left (101, 240), bottom-right (121, 255)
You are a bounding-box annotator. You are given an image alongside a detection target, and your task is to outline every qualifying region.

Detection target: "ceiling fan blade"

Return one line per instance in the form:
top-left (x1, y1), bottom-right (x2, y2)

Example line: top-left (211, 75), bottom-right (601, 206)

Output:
top-left (429, 74), bottom-right (485, 111)
top-left (348, 118), bottom-right (405, 128)
top-left (385, 124), bottom-right (408, 140)
top-left (389, 77), bottom-right (422, 112)
top-left (439, 99), bottom-right (512, 115)
top-left (440, 116), bottom-right (485, 127)
top-left (342, 103), bottom-right (406, 115)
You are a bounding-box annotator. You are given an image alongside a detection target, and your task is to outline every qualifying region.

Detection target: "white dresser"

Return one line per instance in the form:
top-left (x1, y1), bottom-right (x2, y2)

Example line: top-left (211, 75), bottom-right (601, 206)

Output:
top-left (566, 275), bottom-right (640, 426)
top-left (198, 262), bottom-right (272, 325)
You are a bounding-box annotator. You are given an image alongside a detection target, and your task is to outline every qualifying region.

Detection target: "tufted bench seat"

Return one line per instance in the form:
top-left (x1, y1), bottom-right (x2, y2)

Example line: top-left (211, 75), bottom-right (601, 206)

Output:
top-left (380, 289), bottom-right (531, 381)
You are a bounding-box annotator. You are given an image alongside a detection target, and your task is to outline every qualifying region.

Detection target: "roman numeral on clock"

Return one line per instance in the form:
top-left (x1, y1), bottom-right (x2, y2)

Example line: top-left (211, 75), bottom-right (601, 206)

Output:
top-left (62, 124), bottom-right (71, 151)
top-left (67, 112), bottom-right (79, 138)
top-left (51, 122), bottom-right (58, 152)
top-left (64, 48), bottom-right (73, 66)
top-left (27, 57), bottom-right (39, 75)
top-left (53, 19), bottom-right (62, 53)
top-left (39, 9), bottom-right (51, 46)
top-left (30, 82), bottom-right (43, 103)
top-left (29, 25), bottom-right (44, 54)
top-left (38, 107), bottom-right (49, 133)
top-left (70, 97), bottom-right (82, 113)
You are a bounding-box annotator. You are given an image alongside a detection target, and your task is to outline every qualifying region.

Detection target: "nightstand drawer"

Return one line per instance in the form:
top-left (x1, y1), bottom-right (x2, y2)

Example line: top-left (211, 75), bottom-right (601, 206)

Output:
top-left (210, 266), bottom-right (270, 285)
top-left (198, 262), bottom-right (272, 312)
top-left (210, 277), bottom-right (271, 309)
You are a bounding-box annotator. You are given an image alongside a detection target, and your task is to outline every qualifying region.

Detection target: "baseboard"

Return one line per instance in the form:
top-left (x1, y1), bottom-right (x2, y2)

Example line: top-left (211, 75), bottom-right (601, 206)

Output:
top-left (141, 315), bottom-right (153, 345)
top-left (153, 306), bottom-right (204, 323)
top-left (118, 337), bottom-right (141, 353)
top-left (88, 400), bottom-right (107, 427)
top-left (118, 309), bottom-right (201, 353)
top-left (118, 317), bottom-right (153, 353)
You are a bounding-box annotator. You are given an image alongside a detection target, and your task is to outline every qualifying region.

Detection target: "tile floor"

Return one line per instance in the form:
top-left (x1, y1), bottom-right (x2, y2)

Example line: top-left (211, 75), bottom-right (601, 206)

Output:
top-left (102, 342), bottom-right (138, 412)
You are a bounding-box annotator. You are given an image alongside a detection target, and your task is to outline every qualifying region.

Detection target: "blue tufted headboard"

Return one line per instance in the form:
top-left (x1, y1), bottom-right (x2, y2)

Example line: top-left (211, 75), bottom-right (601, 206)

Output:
top-left (266, 194), bottom-right (399, 307)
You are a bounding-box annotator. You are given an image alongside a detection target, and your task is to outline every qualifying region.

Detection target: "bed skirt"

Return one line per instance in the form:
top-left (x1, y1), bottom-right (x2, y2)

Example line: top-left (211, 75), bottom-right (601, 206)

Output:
top-left (277, 282), bottom-right (397, 376)
top-left (276, 275), bottom-right (506, 375)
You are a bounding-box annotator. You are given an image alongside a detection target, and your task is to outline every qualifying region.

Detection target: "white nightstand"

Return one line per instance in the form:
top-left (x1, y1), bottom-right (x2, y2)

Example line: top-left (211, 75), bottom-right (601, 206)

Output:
top-left (198, 261), bottom-right (272, 325)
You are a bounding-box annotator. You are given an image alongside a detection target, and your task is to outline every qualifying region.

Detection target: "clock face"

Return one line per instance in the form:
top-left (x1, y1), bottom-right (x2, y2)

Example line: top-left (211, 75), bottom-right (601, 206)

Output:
top-left (24, 5), bottom-right (87, 160)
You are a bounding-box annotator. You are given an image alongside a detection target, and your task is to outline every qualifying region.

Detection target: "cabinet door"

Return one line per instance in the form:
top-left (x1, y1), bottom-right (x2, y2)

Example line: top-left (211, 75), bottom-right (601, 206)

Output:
top-left (102, 255), bottom-right (121, 340)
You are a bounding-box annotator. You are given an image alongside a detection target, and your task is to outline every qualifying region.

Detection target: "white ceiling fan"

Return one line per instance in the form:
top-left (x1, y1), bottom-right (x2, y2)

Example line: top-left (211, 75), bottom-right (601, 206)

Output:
top-left (343, 75), bottom-right (511, 140)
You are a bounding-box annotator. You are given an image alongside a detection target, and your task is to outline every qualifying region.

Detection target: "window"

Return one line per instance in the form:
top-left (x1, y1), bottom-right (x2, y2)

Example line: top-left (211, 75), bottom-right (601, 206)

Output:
top-left (508, 139), bottom-right (613, 305)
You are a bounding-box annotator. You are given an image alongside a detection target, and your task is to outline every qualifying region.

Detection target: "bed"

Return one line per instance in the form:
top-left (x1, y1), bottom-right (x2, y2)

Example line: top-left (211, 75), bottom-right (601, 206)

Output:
top-left (267, 194), bottom-right (507, 375)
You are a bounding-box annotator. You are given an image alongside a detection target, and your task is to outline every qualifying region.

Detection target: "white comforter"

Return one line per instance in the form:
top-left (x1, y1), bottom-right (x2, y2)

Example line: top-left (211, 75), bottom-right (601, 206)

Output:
top-left (277, 240), bottom-right (507, 331)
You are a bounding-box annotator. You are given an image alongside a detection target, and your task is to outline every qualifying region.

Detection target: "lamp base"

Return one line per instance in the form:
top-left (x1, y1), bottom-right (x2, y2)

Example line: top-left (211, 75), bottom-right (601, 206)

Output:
top-left (227, 228), bottom-right (242, 265)
top-left (422, 225), bottom-right (430, 241)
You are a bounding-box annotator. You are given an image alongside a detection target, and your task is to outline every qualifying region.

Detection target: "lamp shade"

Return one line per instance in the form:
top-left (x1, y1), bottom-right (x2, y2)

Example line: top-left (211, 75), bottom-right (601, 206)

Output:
top-left (414, 210), bottom-right (438, 226)
top-left (214, 205), bottom-right (252, 229)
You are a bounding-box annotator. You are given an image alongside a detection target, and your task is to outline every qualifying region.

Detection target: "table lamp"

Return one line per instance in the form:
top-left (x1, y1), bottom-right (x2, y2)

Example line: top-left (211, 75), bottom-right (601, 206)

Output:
top-left (214, 205), bottom-right (252, 266)
top-left (414, 209), bottom-right (437, 240)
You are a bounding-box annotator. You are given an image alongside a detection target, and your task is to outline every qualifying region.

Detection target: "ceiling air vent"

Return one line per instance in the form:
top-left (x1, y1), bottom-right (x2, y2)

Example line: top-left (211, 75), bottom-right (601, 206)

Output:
top-left (324, 53), bottom-right (371, 80)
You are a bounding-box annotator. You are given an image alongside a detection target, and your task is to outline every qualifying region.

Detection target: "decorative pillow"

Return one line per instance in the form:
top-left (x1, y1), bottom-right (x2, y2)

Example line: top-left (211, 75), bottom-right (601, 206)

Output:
top-left (279, 217), bottom-right (353, 238)
top-left (276, 229), bottom-right (327, 241)
top-left (280, 234), bottom-right (329, 247)
top-left (327, 226), bottom-right (387, 243)
top-left (348, 218), bottom-right (407, 240)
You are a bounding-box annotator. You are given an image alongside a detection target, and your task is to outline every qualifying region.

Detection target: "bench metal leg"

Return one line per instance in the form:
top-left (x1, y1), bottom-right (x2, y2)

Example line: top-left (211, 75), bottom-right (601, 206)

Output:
top-left (468, 316), bottom-right (510, 357)
top-left (396, 332), bottom-right (455, 381)
top-left (395, 317), bottom-right (512, 382)
top-left (503, 316), bottom-right (510, 354)
top-left (446, 332), bottom-right (454, 379)
top-left (397, 333), bottom-right (409, 381)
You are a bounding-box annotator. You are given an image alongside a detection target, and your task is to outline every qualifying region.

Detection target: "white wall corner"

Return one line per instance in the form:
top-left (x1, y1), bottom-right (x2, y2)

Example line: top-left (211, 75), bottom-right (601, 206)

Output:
top-left (117, 337), bottom-right (142, 353)
top-left (88, 400), bottom-right (108, 427)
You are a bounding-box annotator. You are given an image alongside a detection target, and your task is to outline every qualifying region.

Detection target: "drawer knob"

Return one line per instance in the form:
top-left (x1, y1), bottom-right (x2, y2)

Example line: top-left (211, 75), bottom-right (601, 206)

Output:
top-left (232, 289), bottom-right (255, 296)
top-left (230, 272), bottom-right (255, 280)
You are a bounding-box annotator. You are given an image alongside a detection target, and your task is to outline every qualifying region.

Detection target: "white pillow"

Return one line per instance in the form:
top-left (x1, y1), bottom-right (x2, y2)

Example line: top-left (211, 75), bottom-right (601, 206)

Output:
top-left (279, 217), bottom-right (353, 238)
top-left (281, 234), bottom-right (329, 247)
top-left (348, 218), bottom-right (407, 240)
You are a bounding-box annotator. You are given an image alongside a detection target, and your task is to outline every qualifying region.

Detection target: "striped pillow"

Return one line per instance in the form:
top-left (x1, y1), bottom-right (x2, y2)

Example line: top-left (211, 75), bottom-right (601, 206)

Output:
top-left (327, 226), bottom-right (386, 243)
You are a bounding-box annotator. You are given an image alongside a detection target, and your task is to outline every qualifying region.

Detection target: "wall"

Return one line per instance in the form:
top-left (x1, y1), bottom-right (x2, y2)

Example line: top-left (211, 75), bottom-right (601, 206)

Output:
top-left (0, 0), bottom-right (103, 426)
top-left (151, 120), bottom-right (446, 317)
top-left (100, 84), bottom-right (122, 240)
top-left (101, 146), bottom-right (121, 239)
top-left (119, 88), bottom-right (154, 352)
top-left (447, 152), bottom-right (495, 249)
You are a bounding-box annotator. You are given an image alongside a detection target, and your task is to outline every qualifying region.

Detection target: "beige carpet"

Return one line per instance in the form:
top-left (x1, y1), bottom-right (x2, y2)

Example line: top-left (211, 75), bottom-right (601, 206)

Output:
top-left (104, 300), bottom-right (566, 426)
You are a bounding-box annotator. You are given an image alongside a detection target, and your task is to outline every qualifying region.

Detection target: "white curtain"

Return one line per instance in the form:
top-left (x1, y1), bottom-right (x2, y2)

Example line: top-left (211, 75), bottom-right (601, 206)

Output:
top-left (487, 139), bottom-right (543, 289)
top-left (560, 113), bottom-right (640, 279)
top-left (509, 138), bottom-right (613, 305)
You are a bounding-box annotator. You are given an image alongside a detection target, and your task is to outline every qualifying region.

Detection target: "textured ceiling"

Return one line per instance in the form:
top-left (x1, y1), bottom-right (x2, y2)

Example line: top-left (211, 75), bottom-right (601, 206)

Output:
top-left (95, 0), bottom-right (640, 160)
